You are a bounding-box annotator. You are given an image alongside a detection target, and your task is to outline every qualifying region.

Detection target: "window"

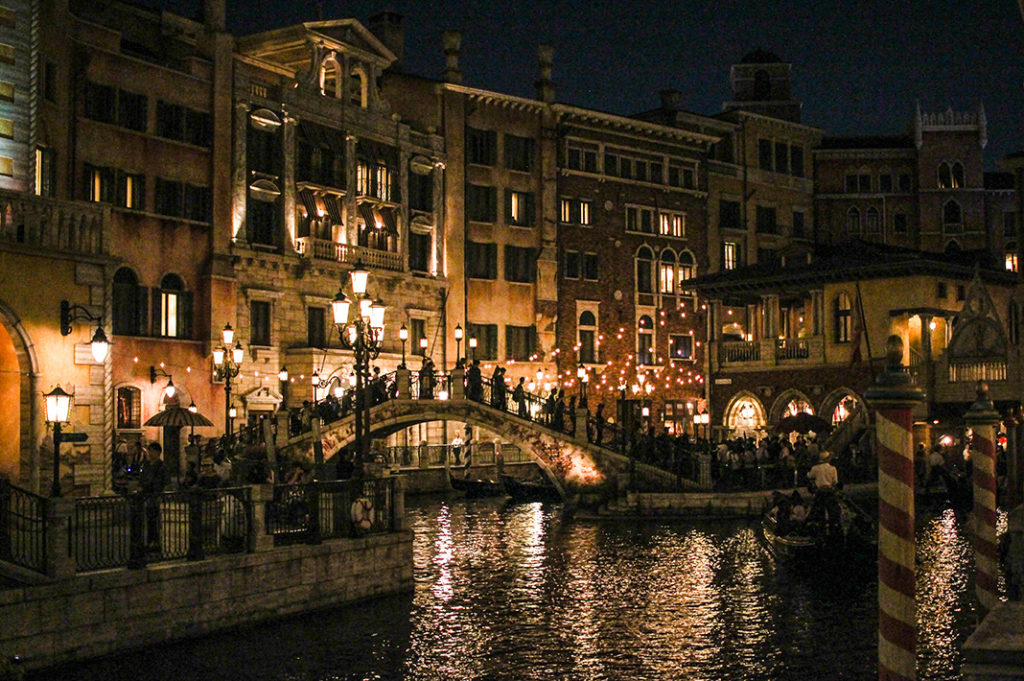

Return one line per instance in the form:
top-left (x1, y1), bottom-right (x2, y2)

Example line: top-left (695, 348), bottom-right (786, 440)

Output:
top-left (677, 252), bottom-right (696, 299)
top-left (938, 161), bottom-right (964, 189)
top-left (374, 164), bottom-right (393, 201)
top-left (859, 174), bottom-right (871, 193)
top-left (660, 212), bottom-right (685, 237)
top-left (845, 174), bottom-right (858, 193)
top-left (356, 162), bottom-right (370, 196)
top-left (506, 190), bottom-right (535, 227)
top-left (898, 174), bottom-right (912, 192)
top-left (626, 206), bottom-right (655, 234)
top-left (659, 250), bottom-right (676, 294)
top-left (667, 164), bottom-right (694, 188)
top-left (582, 253), bottom-right (598, 280)
top-left (792, 210), bottom-right (806, 238)
top-left (467, 323), bottom-right (497, 360)
top-left (952, 162), bottom-right (964, 188)
top-left (566, 141), bottom-right (598, 173)
top-left (1005, 243), bottom-right (1018, 273)
top-left (879, 174), bottom-right (893, 192)
top-left (578, 311), bottom-right (597, 364)
top-left (756, 205), bottom-right (777, 234)
top-left (467, 241), bottom-right (498, 279)
top-left (636, 246), bottom-right (654, 293)
top-left (723, 241), bottom-right (740, 270)
top-left (774, 141), bottom-right (789, 174)
top-left (505, 325), bottom-right (537, 361)
top-left (937, 282), bottom-right (948, 299)
top-left (248, 195), bottom-right (280, 247)
top-left (561, 199), bottom-right (591, 225)
top-left (467, 127), bottom-right (497, 166)
top-left (564, 250), bottom-right (580, 279)
top-left (85, 164), bottom-right (115, 203)
top-left (579, 200), bottom-right (592, 226)
top-left (112, 267), bottom-right (146, 336)
top-left (560, 198), bottom-right (574, 223)
top-left (790, 146), bottom-right (804, 177)
top-left (155, 178), bottom-right (183, 217)
top-left (117, 90), bottom-right (147, 132)
top-left (116, 386), bottom-right (142, 430)
top-left (409, 230), bottom-right (431, 273)
top-left (893, 212), bottom-right (908, 234)
top-left (83, 82), bottom-right (116, 124)
top-left (1004, 211), bottom-right (1016, 237)
top-left (637, 315), bottom-right (655, 366)
top-left (247, 125), bottom-right (281, 176)
top-left (943, 200), bottom-right (962, 233)
top-left (42, 61), bottom-right (56, 103)
top-left (505, 245), bottom-right (536, 283)
top-left (670, 334), bottom-right (693, 360)
top-left (467, 184), bottom-right (498, 223)
top-left (157, 274), bottom-right (191, 339)
top-left (118, 172), bottom-right (145, 210)
top-left (719, 200), bottom-right (741, 230)
top-left (956, 285), bottom-right (965, 301)
top-left (758, 139), bottom-right (772, 170)
top-left (34, 147), bottom-right (55, 197)
top-left (307, 307), bottom-right (326, 347)
top-left (411, 318), bottom-right (426, 356)
top-left (250, 300), bottom-right (271, 346)
top-left (409, 170), bottom-right (432, 212)
top-left (846, 207), bottom-right (861, 234)
top-left (866, 207), bottom-right (880, 233)
top-left (157, 101), bottom-right (212, 147)
top-left (834, 293), bottom-right (852, 343)
top-left (505, 134), bottom-right (535, 172)
top-left (184, 184), bottom-right (212, 222)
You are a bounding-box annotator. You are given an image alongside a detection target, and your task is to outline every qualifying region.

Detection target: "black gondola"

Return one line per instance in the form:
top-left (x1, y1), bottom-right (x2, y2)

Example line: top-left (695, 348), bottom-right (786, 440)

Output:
top-left (449, 473), bottom-right (504, 498)
top-left (500, 474), bottom-right (562, 503)
top-left (761, 490), bottom-right (875, 565)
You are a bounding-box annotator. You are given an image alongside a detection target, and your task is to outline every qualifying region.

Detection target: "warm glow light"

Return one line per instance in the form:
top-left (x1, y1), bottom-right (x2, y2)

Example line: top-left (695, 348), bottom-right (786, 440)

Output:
top-left (221, 323), bottom-right (234, 346)
top-left (350, 262), bottom-right (369, 295)
top-left (359, 294), bottom-right (373, 322)
top-left (212, 347), bottom-right (225, 365)
top-left (332, 289), bottom-right (351, 325)
top-left (370, 298), bottom-right (387, 329)
top-left (278, 366), bottom-right (289, 382)
top-left (399, 324), bottom-right (409, 341)
top-left (228, 405), bottom-right (237, 419)
top-left (164, 379), bottom-right (176, 399)
top-left (188, 401), bottom-right (198, 414)
top-left (232, 342), bottom-right (244, 365)
top-left (454, 324), bottom-right (463, 341)
top-left (43, 386), bottom-right (72, 423)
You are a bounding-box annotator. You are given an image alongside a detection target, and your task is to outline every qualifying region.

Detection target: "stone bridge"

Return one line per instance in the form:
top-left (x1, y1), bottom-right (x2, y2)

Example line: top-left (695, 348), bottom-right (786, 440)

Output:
top-left (277, 373), bottom-right (687, 498)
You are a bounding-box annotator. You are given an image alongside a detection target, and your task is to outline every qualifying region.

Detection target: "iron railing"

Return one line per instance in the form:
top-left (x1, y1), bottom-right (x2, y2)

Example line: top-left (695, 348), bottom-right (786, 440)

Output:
top-left (70, 494), bottom-right (130, 572)
top-left (0, 478), bottom-right (47, 574)
top-left (265, 477), bottom-right (396, 546)
top-left (410, 370), bottom-right (451, 399)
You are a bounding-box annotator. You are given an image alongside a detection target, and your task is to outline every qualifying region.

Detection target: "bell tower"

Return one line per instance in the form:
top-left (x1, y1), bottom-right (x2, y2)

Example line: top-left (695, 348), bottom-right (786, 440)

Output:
top-left (723, 49), bottom-right (802, 123)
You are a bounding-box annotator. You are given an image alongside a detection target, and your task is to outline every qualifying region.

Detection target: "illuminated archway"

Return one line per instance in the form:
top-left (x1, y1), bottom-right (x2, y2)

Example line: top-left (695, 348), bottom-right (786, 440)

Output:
top-left (769, 388), bottom-right (815, 423)
top-left (0, 297), bottom-right (39, 487)
top-left (723, 392), bottom-right (766, 438)
top-left (820, 387), bottom-right (863, 427)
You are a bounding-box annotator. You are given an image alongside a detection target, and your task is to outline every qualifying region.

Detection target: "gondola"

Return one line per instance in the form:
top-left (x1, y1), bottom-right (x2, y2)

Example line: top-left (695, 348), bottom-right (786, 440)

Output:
top-left (449, 473), bottom-right (505, 498)
top-left (501, 474), bottom-right (562, 503)
top-left (761, 489), bottom-right (875, 565)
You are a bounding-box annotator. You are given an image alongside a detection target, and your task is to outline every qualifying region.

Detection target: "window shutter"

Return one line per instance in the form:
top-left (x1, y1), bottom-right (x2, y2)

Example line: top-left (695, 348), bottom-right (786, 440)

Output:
top-left (150, 288), bottom-right (162, 337)
top-left (178, 291), bottom-right (193, 339)
top-left (135, 286), bottom-right (149, 336)
top-left (504, 189), bottom-right (513, 223)
top-left (526, 193), bottom-right (536, 226)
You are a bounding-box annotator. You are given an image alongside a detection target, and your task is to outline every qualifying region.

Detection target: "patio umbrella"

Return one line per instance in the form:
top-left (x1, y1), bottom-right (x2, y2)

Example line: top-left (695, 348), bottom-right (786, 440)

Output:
top-left (774, 412), bottom-right (832, 435)
top-left (144, 405), bottom-right (214, 428)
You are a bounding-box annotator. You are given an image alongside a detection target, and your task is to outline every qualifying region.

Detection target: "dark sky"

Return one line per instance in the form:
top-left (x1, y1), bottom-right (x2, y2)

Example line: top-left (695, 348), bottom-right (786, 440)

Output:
top-left (163, 0), bottom-right (1023, 169)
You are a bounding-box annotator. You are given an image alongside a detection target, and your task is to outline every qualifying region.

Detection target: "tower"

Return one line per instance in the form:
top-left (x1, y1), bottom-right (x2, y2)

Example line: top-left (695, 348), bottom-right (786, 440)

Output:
top-left (723, 49), bottom-right (802, 123)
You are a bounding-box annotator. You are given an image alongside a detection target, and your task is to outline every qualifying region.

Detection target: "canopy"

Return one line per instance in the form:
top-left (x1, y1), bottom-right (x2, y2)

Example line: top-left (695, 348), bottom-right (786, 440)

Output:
top-left (144, 405), bottom-right (214, 428)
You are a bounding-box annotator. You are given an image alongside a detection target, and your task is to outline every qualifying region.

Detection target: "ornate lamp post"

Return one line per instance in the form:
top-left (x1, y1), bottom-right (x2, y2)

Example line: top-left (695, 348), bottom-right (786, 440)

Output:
top-left (469, 336), bottom-right (477, 362)
top-left (454, 324), bottom-right (464, 366)
top-left (212, 323), bottom-right (244, 436)
top-left (332, 261), bottom-right (386, 468)
top-left (398, 324), bottom-right (408, 369)
top-left (577, 360), bottom-right (589, 407)
top-left (59, 299), bottom-right (110, 363)
top-left (43, 386), bottom-right (82, 497)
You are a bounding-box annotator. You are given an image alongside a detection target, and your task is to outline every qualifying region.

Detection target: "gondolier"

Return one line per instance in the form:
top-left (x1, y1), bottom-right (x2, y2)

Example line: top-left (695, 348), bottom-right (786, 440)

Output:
top-left (807, 450), bottom-right (841, 535)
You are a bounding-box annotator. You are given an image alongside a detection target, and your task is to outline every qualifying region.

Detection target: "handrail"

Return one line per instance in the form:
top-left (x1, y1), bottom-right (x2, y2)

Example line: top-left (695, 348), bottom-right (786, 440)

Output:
top-left (0, 478), bottom-right (48, 574)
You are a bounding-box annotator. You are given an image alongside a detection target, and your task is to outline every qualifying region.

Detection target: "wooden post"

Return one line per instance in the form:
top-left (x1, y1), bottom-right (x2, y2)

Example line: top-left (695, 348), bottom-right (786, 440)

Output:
top-left (865, 336), bottom-right (923, 681)
top-left (965, 382), bottom-right (1001, 616)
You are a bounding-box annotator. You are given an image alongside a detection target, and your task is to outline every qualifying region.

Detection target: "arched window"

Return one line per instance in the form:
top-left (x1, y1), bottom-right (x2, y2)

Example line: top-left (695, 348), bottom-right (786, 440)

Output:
top-left (677, 251), bottom-right (696, 302)
top-left (658, 249), bottom-right (676, 294)
top-left (943, 200), bottom-right (962, 233)
top-left (158, 274), bottom-right (191, 339)
top-left (951, 162), bottom-right (964, 189)
top-left (866, 207), bottom-right (880, 233)
top-left (637, 315), bottom-right (655, 366)
top-left (938, 161), bottom-right (952, 189)
top-left (578, 310), bottom-right (597, 364)
top-left (350, 66), bottom-right (367, 107)
top-left (834, 292), bottom-right (852, 343)
top-left (635, 246), bottom-right (654, 294)
top-left (320, 55), bottom-right (341, 98)
top-left (112, 267), bottom-right (144, 336)
top-left (1005, 242), bottom-right (1018, 273)
top-left (846, 207), bottom-right (860, 234)
top-left (753, 69), bottom-right (771, 99)
top-left (116, 385), bottom-right (142, 429)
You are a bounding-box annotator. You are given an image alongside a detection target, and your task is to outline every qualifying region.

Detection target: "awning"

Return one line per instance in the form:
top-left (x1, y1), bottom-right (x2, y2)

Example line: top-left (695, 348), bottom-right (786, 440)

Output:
top-left (323, 195), bottom-right (343, 225)
top-left (298, 189), bottom-right (319, 218)
top-left (379, 207), bottom-right (398, 235)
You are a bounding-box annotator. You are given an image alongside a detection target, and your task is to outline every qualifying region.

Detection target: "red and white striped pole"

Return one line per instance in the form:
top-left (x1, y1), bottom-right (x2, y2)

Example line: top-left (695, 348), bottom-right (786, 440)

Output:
top-left (965, 381), bottom-right (1001, 616)
top-left (865, 336), bottom-right (923, 681)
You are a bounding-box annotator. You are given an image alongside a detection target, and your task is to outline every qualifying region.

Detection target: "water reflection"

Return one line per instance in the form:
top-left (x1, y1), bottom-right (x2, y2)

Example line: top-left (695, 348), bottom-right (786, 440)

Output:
top-left (29, 496), bottom-right (989, 681)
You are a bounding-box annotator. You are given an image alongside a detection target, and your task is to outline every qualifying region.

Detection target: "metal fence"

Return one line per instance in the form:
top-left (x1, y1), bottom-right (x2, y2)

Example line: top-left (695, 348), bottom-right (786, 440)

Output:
top-left (381, 442), bottom-right (531, 468)
top-left (70, 494), bottom-right (130, 572)
top-left (0, 478), bottom-right (47, 574)
top-left (265, 477), bottom-right (396, 546)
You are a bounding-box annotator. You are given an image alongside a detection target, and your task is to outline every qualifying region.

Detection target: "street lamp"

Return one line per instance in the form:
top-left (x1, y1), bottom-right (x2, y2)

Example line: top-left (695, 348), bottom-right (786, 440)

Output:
top-left (469, 336), bottom-right (477, 361)
top-left (419, 337), bottom-right (428, 356)
top-left (333, 261), bottom-right (386, 470)
top-left (59, 300), bottom-right (110, 363)
top-left (149, 365), bottom-right (176, 400)
top-left (212, 323), bottom-right (244, 436)
top-left (576, 361), bottom-right (589, 407)
top-left (311, 369), bottom-right (321, 405)
top-left (454, 324), bottom-right (464, 367)
top-left (398, 325), bottom-right (408, 369)
top-left (43, 386), bottom-right (85, 497)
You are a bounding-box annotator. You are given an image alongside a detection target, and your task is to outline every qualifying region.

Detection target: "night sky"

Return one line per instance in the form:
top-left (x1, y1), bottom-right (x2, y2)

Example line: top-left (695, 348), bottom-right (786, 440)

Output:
top-left (160, 0), bottom-right (1023, 169)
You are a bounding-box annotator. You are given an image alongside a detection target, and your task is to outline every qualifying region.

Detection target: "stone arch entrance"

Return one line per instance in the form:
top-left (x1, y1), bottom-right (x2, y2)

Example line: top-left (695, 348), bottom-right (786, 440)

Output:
top-left (722, 392), bottom-right (766, 438)
top-left (0, 299), bottom-right (39, 487)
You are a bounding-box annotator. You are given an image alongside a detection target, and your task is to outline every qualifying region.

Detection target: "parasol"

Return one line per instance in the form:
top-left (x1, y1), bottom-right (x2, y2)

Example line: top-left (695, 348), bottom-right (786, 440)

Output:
top-left (144, 405), bottom-right (214, 427)
top-left (774, 412), bottom-right (832, 435)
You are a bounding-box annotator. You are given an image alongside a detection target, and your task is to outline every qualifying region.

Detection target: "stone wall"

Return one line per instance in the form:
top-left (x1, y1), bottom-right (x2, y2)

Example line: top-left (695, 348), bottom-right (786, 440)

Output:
top-left (0, 532), bottom-right (413, 671)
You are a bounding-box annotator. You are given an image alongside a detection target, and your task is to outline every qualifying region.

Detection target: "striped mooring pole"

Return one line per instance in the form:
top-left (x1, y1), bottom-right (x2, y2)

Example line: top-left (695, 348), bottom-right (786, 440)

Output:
top-left (964, 381), bottom-right (1001, 616)
top-left (865, 336), bottom-right (923, 681)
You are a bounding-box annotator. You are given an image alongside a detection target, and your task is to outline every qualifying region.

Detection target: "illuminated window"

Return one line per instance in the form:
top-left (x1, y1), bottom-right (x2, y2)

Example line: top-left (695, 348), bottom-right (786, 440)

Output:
top-left (637, 315), bottom-right (655, 366)
top-left (1005, 243), bottom-right (1018, 272)
top-left (356, 162), bottom-right (370, 195)
top-left (677, 251), bottom-right (696, 300)
top-left (34, 147), bottom-right (54, 197)
top-left (579, 200), bottom-right (591, 226)
top-left (506, 190), bottom-right (534, 226)
top-left (375, 164), bottom-right (391, 201)
top-left (159, 274), bottom-right (189, 339)
top-left (660, 212), bottom-right (684, 237)
top-left (723, 241), bottom-right (739, 270)
top-left (834, 292), bottom-right (852, 343)
top-left (658, 249), bottom-right (676, 294)
top-left (560, 198), bottom-right (572, 223)
top-left (116, 386), bottom-right (142, 429)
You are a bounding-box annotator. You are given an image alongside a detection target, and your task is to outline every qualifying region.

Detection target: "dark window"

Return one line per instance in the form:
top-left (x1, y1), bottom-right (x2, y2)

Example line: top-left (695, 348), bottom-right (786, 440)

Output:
top-left (758, 247), bottom-right (778, 264)
top-left (566, 143), bottom-right (597, 172)
top-left (753, 69), bottom-right (770, 99)
top-left (43, 61), bottom-right (56, 102)
top-left (893, 212), bottom-right (908, 234)
top-left (467, 127), bottom-right (497, 166)
top-left (505, 134), bottom-right (535, 172)
top-left (505, 325), bottom-right (537, 361)
top-left (834, 293), bottom-right (852, 343)
top-left (504, 245), bottom-right (536, 283)
top-left (756, 206), bottom-right (777, 234)
top-left (409, 230), bottom-right (431, 272)
top-left (604, 152), bottom-right (618, 177)
top-left (879, 174), bottom-right (893, 192)
top-left (937, 282), bottom-right (948, 298)
top-left (898, 174), bottom-right (912, 191)
top-left (719, 200), bottom-right (741, 230)
top-left (466, 184), bottom-right (497, 223)
top-left (184, 109), bottom-right (212, 147)
top-left (636, 247), bottom-right (654, 293)
top-left (670, 334), bottom-right (693, 359)
top-left (582, 253), bottom-right (599, 280)
top-left (466, 241), bottom-right (498, 279)
top-left (248, 126), bottom-right (280, 176)
top-left (307, 307), bottom-right (326, 348)
top-left (117, 90), bottom-right (147, 131)
top-left (112, 267), bottom-right (146, 336)
top-left (116, 386), bottom-right (141, 429)
top-left (564, 250), bottom-right (580, 279)
top-left (467, 323), bottom-right (497, 360)
top-left (184, 184), bottom-right (212, 222)
top-left (250, 300), bottom-right (271, 346)
top-left (155, 101), bottom-right (211, 147)
top-left (792, 210), bottom-right (806, 237)
top-left (845, 174), bottom-right (858, 193)
top-left (156, 101), bottom-right (184, 140)
top-left (790, 146), bottom-right (804, 177)
top-left (758, 139), bottom-right (772, 170)
top-left (409, 171), bottom-right (432, 212)
top-left (411, 318), bottom-right (426, 356)
top-left (774, 141), bottom-right (788, 174)
top-left (155, 178), bottom-right (183, 217)
top-left (1004, 211), bottom-right (1017, 237)
top-left (505, 190), bottom-right (535, 227)
top-left (956, 285), bottom-right (965, 302)
top-left (858, 174), bottom-right (871, 193)
top-left (637, 315), bottom-right (654, 366)
top-left (84, 82), bottom-right (116, 123)
top-left (248, 197), bottom-right (280, 247)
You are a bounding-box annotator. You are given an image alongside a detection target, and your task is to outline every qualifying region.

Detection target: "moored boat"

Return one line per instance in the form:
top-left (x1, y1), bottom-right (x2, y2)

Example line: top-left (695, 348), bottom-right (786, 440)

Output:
top-left (761, 490), bottom-right (875, 565)
top-left (450, 473), bottom-right (505, 498)
top-left (501, 474), bottom-right (562, 503)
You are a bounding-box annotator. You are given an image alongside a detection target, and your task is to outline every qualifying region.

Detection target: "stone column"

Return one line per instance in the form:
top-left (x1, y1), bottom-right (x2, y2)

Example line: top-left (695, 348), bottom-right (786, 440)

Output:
top-left (45, 497), bottom-right (75, 579)
top-left (250, 484), bottom-right (275, 553)
top-left (396, 368), bottom-right (411, 399)
top-left (392, 474), bottom-right (407, 531)
top-left (865, 335), bottom-right (923, 681)
top-left (811, 290), bottom-right (825, 336)
top-left (574, 407), bottom-right (589, 443)
top-left (281, 113), bottom-right (297, 254)
top-left (449, 366), bottom-right (465, 399)
top-left (964, 382), bottom-right (1001, 616)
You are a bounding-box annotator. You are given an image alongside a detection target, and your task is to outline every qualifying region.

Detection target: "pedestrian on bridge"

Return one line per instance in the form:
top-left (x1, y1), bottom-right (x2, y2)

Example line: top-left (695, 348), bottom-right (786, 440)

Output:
top-left (139, 442), bottom-right (169, 551)
top-left (467, 360), bottom-right (483, 402)
top-left (492, 367), bottom-right (507, 411)
top-left (420, 356), bottom-right (435, 398)
top-left (513, 377), bottom-right (527, 418)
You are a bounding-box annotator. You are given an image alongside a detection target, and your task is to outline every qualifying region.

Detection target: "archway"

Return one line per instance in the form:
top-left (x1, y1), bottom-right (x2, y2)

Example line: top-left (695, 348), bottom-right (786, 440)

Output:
top-left (0, 321), bottom-right (19, 478)
top-left (0, 300), bottom-right (38, 488)
top-left (723, 392), bottom-right (766, 438)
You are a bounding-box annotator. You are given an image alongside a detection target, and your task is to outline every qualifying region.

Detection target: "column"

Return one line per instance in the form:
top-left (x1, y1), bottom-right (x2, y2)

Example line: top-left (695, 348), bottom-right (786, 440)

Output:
top-left (281, 113), bottom-right (297, 254)
top-left (811, 290), bottom-right (825, 336)
top-left (964, 382), bottom-right (1001, 616)
top-left (865, 335), bottom-right (923, 681)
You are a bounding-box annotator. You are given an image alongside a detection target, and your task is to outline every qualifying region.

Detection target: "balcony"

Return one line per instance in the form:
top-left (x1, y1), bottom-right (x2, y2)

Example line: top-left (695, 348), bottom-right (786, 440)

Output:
top-left (294, 237), bottom-right (403, 272)
top-left (0, 190), bottom-right (109, 256)
top-left (716, 336), bottom-right (824, 369)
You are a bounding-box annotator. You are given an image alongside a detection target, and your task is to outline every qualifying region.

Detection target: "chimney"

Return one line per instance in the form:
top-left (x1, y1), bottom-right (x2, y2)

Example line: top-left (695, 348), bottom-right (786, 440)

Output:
top-left (660, 89), bottom-right (682, 112)
top-left (368, 11), bottom-right (404, 72)
top-left (442, 30), bottom-right (462, 84)
top-left (535, 44), bottom-right (554, 103)
top-left (203, 0), bottom-right (225, 31)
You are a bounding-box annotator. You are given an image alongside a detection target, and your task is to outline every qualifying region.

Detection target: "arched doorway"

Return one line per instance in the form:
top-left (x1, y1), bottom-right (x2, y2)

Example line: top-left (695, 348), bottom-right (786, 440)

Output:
top-left (0, 321), bottom-right (19, 478)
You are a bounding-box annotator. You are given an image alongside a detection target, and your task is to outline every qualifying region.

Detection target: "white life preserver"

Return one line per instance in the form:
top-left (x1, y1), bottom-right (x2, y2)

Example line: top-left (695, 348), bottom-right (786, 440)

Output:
top-left (351, 496), bottom-right (373, 531)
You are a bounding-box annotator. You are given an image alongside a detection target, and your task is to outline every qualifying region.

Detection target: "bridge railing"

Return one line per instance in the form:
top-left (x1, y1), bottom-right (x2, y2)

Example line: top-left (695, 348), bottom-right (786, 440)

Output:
top-left (410, 370), bottom-right (451, 400)
top-left (381, 442), bottom-right (532, 468)
top-left (0, 477), bottom-right (47, 574)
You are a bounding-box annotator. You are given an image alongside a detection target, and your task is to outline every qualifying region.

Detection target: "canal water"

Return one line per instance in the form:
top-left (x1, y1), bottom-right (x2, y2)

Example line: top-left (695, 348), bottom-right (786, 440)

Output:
top-left (31, 496), bottom-right (984, 681)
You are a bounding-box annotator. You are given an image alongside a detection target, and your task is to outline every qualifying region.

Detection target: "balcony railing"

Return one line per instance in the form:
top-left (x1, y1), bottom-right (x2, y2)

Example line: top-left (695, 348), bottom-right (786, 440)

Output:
top-left (721, 340), bottom-right (760, 363)
top-left (775, 338), bottom-right (809, 360)
top-left (295, 237), bottom-right (403, 271)
top-left (948, 360), bottom-right (1007, 383)
top-left (0, 190), bottom-right (108, 256)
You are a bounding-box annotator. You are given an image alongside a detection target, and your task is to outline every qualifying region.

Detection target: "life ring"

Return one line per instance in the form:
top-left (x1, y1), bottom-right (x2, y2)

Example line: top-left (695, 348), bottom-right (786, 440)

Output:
top-left (351, 497), bottom-right (374, 531)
